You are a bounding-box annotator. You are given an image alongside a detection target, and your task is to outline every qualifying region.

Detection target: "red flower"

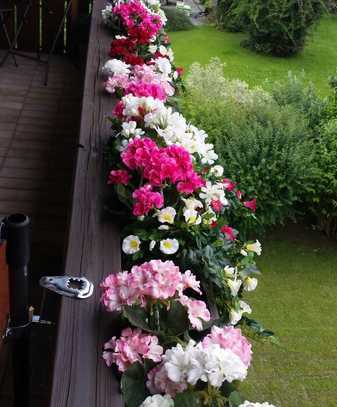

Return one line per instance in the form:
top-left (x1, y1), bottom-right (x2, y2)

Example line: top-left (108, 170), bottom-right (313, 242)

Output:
top-left (244, 198), bottom-right (257, 212)
top-left (210, 220), bottom-right (218, 229)
top-left (211, 199), bottom-right (223, 213)
top-left (220, 225), bottom-right (236, 241)
top-left (176, 67), bottom-right (184, 77)
top-left (236, 190), bottom-right (242, 200)
top-left (223, 178), bottom-right (236, 192)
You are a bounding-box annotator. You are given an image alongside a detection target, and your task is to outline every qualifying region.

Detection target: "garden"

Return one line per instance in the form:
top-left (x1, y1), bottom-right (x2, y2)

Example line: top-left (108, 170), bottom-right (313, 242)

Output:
top-left (98, 0), bottom-right (337, 406)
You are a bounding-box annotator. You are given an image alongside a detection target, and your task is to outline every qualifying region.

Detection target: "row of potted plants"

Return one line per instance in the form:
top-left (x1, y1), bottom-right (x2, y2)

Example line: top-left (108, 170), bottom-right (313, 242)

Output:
top-left (99, 1), bottom-right (275, 406)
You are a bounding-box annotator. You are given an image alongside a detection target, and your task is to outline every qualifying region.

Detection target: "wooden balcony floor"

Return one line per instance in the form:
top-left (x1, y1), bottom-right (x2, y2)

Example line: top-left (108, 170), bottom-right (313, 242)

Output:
top-left (0, 51), bottom-right (82, 405)
top-left (0, 51), bottom-right (82, 262)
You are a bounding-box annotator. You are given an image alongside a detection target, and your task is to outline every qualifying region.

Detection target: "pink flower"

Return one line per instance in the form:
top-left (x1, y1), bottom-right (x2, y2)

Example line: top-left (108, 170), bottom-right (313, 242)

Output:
top-left (101, 260), bottom-right (204, 311)
top-left (108, 169), bottom-right (131, 185)
top-left (125, 81), bottom-right (167, 101)
top-left (220, 225), bottom-right (237, 241)
top-left (103, 328), bottom-right (163, 372)
top-left (105, 74), bottom-right (129, 94)
top-left (122, 137), bottom-right (158, 170)
top-left (178, 295), bottom-right (210, 331)
top-left (202, 325), bottom-right (252, 367)
top-left (147, 364), bottom-right (187, 397)
top-left (113, 100), bottom-right (125, 119)
top-left (211, 199), bottom-right (223, 213)
top-left (132, 185), bottom-right (164, 216)
top-left (244, 198), bottom-right (257, 212)
top-left (223, 178), bottom-right (236, 192)
top-left (236, 190), bottom-right (242, 200)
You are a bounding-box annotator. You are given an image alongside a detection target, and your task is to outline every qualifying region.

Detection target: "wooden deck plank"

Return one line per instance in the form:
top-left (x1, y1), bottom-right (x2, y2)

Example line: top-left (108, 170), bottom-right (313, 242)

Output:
top-left (49, 1), bottom-right (123, 406)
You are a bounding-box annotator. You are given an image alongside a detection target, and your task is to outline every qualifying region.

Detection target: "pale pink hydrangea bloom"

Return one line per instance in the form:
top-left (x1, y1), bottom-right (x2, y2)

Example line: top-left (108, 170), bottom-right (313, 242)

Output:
top-left (202, 325), bottom-right (252, 367)
top-left (178, 295), bottom-right (211, 331)
top-left (103, 328), bottom-right (163, 372)
top-left (105, 74), bottom-right (130, 94)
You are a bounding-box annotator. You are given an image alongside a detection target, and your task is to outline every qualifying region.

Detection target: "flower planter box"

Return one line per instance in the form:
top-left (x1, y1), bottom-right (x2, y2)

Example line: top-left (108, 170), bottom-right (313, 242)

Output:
top-left (49, 1), bottom-right (123, 405)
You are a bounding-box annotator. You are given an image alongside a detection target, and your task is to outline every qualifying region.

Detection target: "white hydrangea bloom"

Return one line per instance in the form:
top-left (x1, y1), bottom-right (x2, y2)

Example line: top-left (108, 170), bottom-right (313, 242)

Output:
top-left (102, 59), bottom-right (130, 76)
top-left (139, 394), bottom-right (174, 407)
top-left (164, 341), bottom-right (247, 389)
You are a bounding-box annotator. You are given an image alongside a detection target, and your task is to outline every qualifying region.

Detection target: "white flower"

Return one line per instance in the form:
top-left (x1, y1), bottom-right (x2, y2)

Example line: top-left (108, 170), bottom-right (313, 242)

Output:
top-left (115, 35), bottom-right (127, 40)
top-left (227, 279), bottom-right (242, 297)
top-left (182, 197), bottom-right (203, 211)
top-left (240, 249), bottom-right (248, 257)
top-left (122, 95), bottom-right (165, 119)
top-left (156, 207), bottom-right (176, 224)
top-left (139, 394), bottom-right (174, 407)
top-left (246, 240), bottom-right (262, 256)
top-left (199, 181), bottom-right (228, 205)
top-left (202, 344), bottom-right (248, 386)
top-left (158, 225), bottom-right (170, 230)
top-left (163, 341), bottom-right (247, 389)
top-left (224, 266), bottom-right (236, 278)
top-left (154, 57), bottom-right (172, 77)
top-left (122, 235), bottom-right (141, 254)
top-left (160, 239), bottom-right (179, 254)
top-left (102, 59), bottom-right (130, 76)
top-left (148, 44), bottom-right (157, 54)
top-left (243, 277), bottom-right (258, 292)
top-left (121, 121), bottom-right (144, 138)
top-left (149, 240), bottom-right (156, 251)
top-left (239, 402), bottom-right (276, 407)
top-left (229, 300), bottom-right (252, 325)
top-left (210, 165), bottom-right (224, 177)
top-left (183, 209), bottom-right (201, 225)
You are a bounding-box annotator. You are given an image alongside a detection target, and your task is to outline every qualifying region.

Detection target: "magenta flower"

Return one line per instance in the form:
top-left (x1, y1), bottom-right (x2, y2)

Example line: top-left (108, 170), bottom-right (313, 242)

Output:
top-left (244, 198), bottom-right (257, 212)
top-left (108, 169), bottom-right (131, 185)
top-left (220, 225), bottom-right (237, 241)
top-left (132, 185), bottom-right (164, 216)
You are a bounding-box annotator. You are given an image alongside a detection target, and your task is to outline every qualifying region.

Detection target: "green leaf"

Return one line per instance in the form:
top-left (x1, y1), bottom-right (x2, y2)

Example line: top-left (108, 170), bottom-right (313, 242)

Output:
top-left (123, 306), bottom-right (153, 332)
top-left (121, 363), bottom-right (147, 407)
top-left (162, 301), bottom-right (189, 335)
top-left (174, 391), bottom-right (201, 407)
top-left (228, 390), bottom-right (243, 407)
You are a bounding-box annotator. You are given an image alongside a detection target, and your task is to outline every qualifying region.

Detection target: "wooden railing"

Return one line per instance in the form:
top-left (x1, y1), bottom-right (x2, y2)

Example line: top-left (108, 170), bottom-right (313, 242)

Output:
top-left (49, 0), bottom-right (123, 405)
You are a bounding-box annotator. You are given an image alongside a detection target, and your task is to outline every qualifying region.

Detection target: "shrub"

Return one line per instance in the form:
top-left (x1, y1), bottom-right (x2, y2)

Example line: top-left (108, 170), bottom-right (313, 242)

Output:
top-left (162, 7), bottom-right (194, 32)
top-left (242, 0), bottom-right (326, 56)
top-left (308, 119), bottom-right (337, 237)
top-left (181, 59), bottom-right (317, 230)
top-left (216, 0), bottom-right (249, 32)
top-left (269, 72), bottom-right (327, 132)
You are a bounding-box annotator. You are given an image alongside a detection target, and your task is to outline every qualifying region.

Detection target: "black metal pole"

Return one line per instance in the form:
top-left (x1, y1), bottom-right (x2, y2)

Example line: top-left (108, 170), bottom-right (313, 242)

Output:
top-left (6, 213), bottom-right (31, 407)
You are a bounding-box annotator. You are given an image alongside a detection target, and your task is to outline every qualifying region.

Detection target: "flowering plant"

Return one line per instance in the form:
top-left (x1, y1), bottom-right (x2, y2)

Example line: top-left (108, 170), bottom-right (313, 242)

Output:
top-left (99, 1), bottom-right (276, 406)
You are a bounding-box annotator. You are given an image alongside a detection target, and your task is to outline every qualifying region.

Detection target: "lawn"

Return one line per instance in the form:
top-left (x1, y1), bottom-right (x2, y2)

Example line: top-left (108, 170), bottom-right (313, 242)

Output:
top-left (170, 18), bottom-right (337, 407)
top-left (241, 224), bottom-right (337, 407)
top-left (170, 17), bottom-right (337, 95)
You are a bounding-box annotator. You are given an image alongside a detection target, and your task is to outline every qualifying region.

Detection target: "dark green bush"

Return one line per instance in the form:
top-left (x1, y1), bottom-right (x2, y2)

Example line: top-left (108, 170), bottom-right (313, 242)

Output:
top-left (216, 0), bottom-right (249, 32)
top-left (162, 7), bottom-right (194, 32)
top-left (243, 0), bottom-right (326, 56)
top-left (181, 61), bottom-right (316, 230)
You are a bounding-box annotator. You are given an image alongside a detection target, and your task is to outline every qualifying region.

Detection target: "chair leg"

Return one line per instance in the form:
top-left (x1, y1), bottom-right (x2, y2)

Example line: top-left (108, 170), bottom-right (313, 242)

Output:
top-left (44, 0), bottom-right (73, 85)
top-left (0, 12), bottom-right (18, 67)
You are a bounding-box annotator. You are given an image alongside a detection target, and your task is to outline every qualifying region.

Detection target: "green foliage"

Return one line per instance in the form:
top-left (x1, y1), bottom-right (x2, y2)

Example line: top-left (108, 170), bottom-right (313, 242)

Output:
top-left (308, 118), bottom-right (337, 237)
top-left (121, 363), bottom-right (147, 407)
top-left (216, 0), bottom-right (249, 32)
top-left (181, 60), bottom-right (316, 230)
top-left (243, 0), bottom-right (326, 56)
top-left (162, 7), bottom-right (194, 32)
top-left (270, 71), bottom-right (327, 131)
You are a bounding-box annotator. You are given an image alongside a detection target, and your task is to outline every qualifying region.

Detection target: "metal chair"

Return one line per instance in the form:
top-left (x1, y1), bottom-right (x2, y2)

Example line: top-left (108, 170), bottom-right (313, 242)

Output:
top-left (0, 0), bottom-right (18, 66)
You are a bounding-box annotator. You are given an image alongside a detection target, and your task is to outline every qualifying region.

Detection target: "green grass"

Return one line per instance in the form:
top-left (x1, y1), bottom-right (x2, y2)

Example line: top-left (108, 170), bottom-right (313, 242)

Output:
top-left (170, 17), bottom-right (337, 95)
top-left (240, 224), bottom-right (337, 407)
